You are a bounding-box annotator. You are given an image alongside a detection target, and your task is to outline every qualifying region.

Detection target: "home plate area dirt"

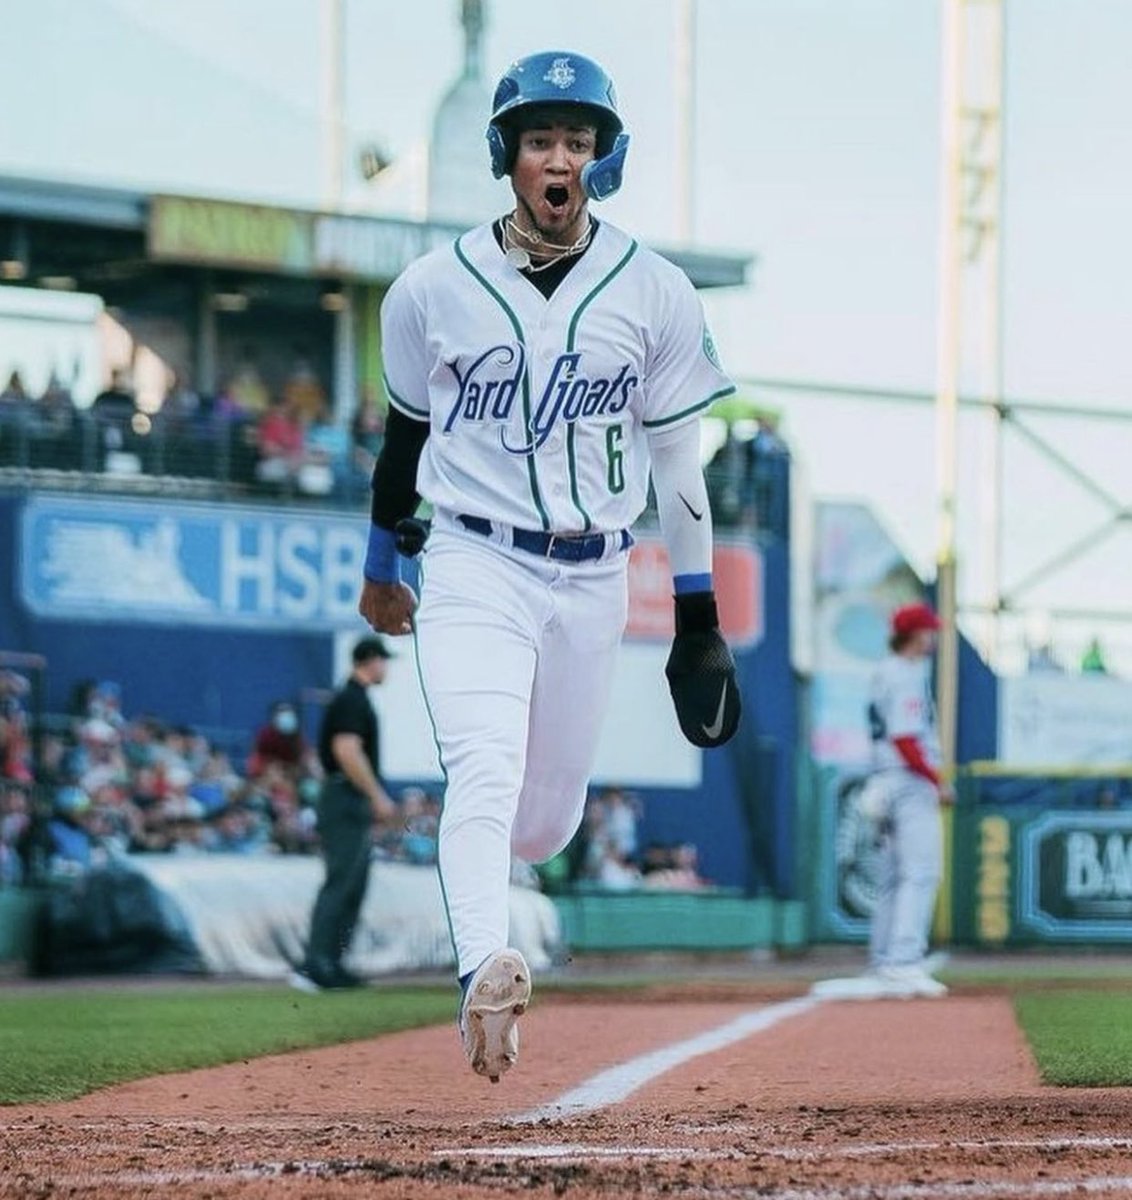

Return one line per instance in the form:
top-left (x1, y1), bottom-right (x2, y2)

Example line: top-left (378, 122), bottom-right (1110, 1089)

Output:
top-left (4, 992), bottom-right (1132, 1198)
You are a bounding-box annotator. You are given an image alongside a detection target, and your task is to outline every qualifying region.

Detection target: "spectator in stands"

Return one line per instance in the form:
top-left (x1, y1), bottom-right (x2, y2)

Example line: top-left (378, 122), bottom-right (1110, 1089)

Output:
top-left (119, 715), bottom-right (163, 771)
top-left (395, 786), bottom-right (440, 865)
top-left (66, 717), bottom-right (124, 787)
top-left (163, 799), bottom-right (210, 855)
top-left (248, 700), bottom-right (313, 781)
top-left (0, 370), bottom-right (32, 434)
top-left (0, 670), bottom-right (33, 784)
top-left (592, 835), bottom-right (642, 890)
top-left (0, 368), bottom-right (28, 404)
top-left (351, 384), bottom-right (385, 468)
top-left (159, 372), bottom-right (201, 432)
top-left (90, 368), bottom-right (139, 469)
top-left (67, 679), bottom-right (97, 722)
top-left (601, 786), bottom-right (641, 862)
top-left (189, 744), bottom-right (242, 817)
top-left (302, 406), bottom-right (352, 498)
top-left (0, 780), bottom-right (31, 885)
top-left (261, 769), bottom-right (318, 854)
top-left (91, 368), bottom-right (137, 425)
top-left (88, 680), bottom-right (126, 731)
top-left (36, 371), bottom-right (77, 434)
top-left (226, 350), bottom-right (271, 417)
top-left (642, 841), bottom-right (708, 891)
top-left (254, 394), bottom-right (306, 488)
top-left (205, 803), bottom-right (270, 854)
top-left (46, 785), bottom-right (101, 875)
top-left (282, 353), bottom-right (328, 423)
top-left (85, 771), bottom-right (143, 856)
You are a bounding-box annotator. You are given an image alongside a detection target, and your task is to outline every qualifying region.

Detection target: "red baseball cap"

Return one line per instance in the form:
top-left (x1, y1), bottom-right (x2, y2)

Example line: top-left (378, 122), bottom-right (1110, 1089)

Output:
top-left (891, 602), bottom-right (942, 638)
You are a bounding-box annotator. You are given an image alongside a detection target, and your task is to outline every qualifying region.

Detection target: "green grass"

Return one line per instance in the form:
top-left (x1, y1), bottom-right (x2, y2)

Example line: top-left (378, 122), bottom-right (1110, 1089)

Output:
top-left (1014, 989), bottom-right (1132, 1086)
top-left (6, 971), bottom-right (1132, 1105)
top-left (0, 984), bottom-right (456, 1104)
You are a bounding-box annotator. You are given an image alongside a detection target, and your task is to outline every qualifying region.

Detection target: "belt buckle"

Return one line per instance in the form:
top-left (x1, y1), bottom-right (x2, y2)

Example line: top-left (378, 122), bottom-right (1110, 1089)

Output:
top-left (544, 533), bottom-right (559, 559)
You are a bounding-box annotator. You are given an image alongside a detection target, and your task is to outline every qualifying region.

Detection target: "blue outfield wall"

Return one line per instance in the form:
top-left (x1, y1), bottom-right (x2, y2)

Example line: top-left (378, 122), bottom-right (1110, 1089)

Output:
top-left (1, 482), bottom-right (798, 894)
top-left (0, 491), bottom-right (344, 744)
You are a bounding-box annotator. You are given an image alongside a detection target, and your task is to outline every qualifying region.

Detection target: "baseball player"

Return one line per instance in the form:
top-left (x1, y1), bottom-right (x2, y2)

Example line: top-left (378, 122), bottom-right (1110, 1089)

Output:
top-left (358, 51), bottom-right (741, 1081)
top-left (864, 602), bottom-right (951, 998)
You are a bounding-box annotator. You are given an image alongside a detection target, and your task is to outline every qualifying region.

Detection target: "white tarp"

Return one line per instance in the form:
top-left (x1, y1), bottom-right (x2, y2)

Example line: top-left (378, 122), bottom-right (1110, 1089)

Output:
top-left (999, 673), bottom-right (1132, 767)
top-left (127, 854), bottom-right (562, 979)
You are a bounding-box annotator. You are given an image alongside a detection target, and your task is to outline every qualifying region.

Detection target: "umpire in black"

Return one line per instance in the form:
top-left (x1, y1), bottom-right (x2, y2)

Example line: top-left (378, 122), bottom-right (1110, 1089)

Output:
top-left (291, 635), bottom-right (396, 992)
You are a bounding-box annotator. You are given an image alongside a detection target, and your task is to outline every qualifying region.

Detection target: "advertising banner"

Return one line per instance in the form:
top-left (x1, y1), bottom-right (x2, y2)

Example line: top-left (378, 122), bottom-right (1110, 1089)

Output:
top-left (21, 495), bottom-right (367, 630)
top-left (148, 196), bottom-right (463, 284)
top-left (953, 803), bottom-right (1132, 945)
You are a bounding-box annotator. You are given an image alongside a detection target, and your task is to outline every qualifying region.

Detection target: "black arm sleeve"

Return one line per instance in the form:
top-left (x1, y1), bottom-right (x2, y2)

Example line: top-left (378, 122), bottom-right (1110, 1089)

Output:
top-left (369, 407), bottom-right (429, 529)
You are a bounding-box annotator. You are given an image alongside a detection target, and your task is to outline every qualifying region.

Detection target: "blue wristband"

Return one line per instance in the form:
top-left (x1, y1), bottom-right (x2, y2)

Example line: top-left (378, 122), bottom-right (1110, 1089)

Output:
top-left (364, 523), bottom-right (399, 584)
top-left (674, 572), bottom-right (712, 595)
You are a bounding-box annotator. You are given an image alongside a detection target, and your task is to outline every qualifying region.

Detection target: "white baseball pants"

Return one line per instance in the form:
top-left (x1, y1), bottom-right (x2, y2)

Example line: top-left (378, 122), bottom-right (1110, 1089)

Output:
top-left (867, 771), bottom-right (943, 969)
top-left (414, 520), bottom-right (629, 978)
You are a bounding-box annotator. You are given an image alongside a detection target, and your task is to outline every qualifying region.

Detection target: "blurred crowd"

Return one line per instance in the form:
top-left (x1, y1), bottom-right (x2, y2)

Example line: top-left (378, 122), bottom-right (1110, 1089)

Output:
top-left (0, 678), bottom-right (441, 887)
top-left (539, 786), bottom-right (711, 894)
top-left (1, 673), bottom-right (713, 894)
top-left (0, 353), bottom-right (385, 503)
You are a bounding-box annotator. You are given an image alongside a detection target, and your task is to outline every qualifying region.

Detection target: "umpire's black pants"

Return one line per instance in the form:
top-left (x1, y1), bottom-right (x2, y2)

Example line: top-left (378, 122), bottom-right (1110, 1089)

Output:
top-left (304, 776), bottom-right (373, 977)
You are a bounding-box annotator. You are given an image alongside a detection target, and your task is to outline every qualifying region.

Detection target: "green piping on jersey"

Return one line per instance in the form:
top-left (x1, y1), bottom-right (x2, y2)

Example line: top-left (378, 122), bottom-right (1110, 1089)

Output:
top-left (409, 556), bottom-right (459, 966)
top-left (383, 371), bottom-right (429, 419)
top-left (642, 383), bottom-right (737, 429)
top-left (562, 239), bottom-right (639, 529)
top-left (454, 236), bottom-right (549, 531)
top-left (565, 425), bottom-right (589, 531)
top-left (565, 240), bottom-right (638, 350)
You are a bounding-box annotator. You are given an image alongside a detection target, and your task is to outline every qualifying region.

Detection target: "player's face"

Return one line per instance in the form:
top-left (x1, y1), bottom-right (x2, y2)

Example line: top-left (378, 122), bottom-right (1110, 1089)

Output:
top-left (911, 628), bottom-right (938, 656)
top-left (511, 122), bottom-right (597, 244)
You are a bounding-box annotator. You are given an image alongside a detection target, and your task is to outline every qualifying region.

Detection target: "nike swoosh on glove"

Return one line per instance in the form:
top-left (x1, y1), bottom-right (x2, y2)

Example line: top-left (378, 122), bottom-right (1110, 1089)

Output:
top-left (665, 591), bottom-right (742, 748)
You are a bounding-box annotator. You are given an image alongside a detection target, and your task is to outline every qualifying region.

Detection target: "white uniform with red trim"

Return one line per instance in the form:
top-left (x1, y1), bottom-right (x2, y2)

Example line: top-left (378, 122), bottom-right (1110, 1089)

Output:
top-left (866, 652), bottom-right (944, 970)
top-left (380, 219), bottom-right (733, 977)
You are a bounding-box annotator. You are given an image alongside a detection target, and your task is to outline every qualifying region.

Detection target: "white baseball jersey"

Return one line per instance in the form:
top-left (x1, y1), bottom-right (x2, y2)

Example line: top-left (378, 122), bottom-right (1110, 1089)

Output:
top-left (867, 654), bottom-right (941, 774)
top-left (379, 219), bottom-right (734, 533)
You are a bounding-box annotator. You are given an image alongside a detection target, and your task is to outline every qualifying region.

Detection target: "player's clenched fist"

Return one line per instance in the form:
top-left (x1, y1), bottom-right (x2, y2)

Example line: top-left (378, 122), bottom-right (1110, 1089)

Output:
top-left (359, 579), bottom-right (417, 637)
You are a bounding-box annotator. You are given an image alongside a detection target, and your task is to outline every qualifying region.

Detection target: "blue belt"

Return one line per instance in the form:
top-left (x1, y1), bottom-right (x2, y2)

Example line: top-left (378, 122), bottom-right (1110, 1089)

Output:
top-left (458, 514), bottom-right (632, 562)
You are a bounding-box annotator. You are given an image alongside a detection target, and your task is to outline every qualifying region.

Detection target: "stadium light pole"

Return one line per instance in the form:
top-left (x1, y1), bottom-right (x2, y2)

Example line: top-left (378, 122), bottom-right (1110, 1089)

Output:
top-left (934, 0), bottom-right (963, 778)
top-left (322, 0), bottom-right (346, 211)
top-left (673, 0), bottom-right (697, 242)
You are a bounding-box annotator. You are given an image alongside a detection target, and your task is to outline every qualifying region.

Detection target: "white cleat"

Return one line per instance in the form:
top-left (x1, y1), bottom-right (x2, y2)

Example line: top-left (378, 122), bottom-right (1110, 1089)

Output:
top-left (459, 949), bottom-right (532, 1083)
top-left (876, 964), bottom-right (949, 999)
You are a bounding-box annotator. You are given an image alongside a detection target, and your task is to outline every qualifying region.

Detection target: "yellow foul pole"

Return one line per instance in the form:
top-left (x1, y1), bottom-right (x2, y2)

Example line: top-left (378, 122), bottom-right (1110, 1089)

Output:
top-left (934, 0), bottom-right (964, 777)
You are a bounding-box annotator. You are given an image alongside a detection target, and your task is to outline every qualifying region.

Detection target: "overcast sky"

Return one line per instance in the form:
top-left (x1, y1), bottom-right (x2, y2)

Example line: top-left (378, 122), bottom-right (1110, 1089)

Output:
top-left (2, 0), bottom-right (1130, 673)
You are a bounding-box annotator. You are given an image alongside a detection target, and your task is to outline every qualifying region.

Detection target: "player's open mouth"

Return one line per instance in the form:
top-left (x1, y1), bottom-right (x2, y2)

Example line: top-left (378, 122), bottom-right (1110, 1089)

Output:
top-left (544, 185), bottom-right (569, 211)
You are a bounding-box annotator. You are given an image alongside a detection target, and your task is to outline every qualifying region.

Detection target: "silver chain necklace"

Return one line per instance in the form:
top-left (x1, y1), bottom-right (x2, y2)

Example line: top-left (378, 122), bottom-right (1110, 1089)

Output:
top-left (502, 214), bottom-right (593, 273)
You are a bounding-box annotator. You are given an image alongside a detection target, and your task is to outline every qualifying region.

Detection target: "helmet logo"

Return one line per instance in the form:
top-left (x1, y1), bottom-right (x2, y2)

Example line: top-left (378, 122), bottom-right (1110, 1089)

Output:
top-left (543, 57), bottom-right (576, 90)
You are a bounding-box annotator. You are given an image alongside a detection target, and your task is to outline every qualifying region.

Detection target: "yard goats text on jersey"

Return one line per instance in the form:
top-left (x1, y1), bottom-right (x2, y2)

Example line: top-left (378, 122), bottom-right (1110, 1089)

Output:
top-left (443, 345), bottom-right (638, 454)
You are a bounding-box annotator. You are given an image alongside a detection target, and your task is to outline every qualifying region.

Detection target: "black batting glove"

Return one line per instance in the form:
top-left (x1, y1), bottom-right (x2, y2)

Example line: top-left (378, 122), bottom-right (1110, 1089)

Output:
top-left (665, 591), bottom-right (742, 748)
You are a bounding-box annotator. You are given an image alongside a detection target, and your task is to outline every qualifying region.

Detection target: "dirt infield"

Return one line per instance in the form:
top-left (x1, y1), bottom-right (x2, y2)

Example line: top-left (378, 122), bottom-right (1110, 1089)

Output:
top-left (4, 986), bottom-right (1132, 1198)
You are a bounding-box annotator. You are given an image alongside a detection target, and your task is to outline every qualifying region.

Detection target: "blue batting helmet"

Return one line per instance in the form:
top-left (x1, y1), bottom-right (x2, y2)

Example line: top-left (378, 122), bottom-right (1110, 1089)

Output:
top-left (486, 51), bottom-right (630, 201)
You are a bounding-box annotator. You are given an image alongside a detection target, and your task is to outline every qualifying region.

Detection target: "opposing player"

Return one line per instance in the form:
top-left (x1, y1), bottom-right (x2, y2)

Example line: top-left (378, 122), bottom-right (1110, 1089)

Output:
top-left (863, 602), bottom-right (951, 997)
top-left (358, 50), bottom-right (741, 1080)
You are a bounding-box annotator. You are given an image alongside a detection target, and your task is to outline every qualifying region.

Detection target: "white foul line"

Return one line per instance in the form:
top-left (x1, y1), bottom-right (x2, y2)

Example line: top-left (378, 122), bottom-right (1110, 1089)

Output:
top-left (712, 1178), bottom-right (1132, 1199)
top-left (511, 995), bottom-right (823, 1123)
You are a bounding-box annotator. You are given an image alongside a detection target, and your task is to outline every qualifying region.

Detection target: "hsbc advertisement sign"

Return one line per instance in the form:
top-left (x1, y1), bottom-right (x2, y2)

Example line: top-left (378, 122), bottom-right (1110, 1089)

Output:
top-left (1019, 811), bottom-right (1132, 941)
top-left (625, 535), bottom-right (762, 648)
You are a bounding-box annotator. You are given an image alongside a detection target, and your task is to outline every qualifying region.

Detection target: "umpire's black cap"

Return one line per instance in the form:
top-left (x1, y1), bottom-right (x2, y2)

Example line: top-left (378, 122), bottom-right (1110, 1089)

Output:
top-left (352, 635), bottom-right (392, 663)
